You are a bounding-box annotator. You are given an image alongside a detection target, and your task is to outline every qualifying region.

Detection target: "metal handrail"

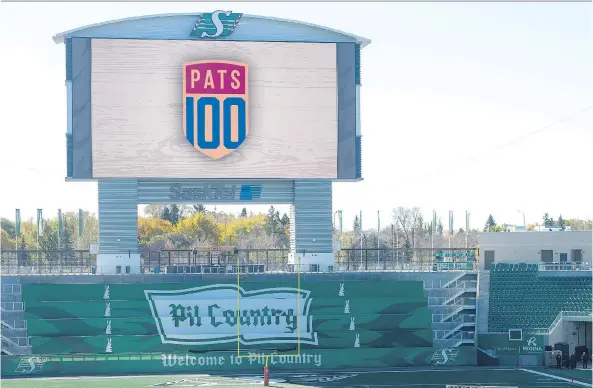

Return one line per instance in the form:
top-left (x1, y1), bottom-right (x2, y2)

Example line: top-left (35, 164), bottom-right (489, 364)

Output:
top-left (442, 272), bottom-right (468, 288)
top-left (530, 310), bottom-right (593, 334)
top-left (1, 351), bottom-right (237, 361)
top-left (2, 248), bottom-right (478, 270)
top-left (0, 320), bottom-right (26, 330)
top-left (538, 262), bottom-right (592, 272)
top-left (1, 261), bottom-right (478, 276)
top-left (441, 305), bottom-right (477, 323)
top-left (0, 302), bottom-right (24, 311)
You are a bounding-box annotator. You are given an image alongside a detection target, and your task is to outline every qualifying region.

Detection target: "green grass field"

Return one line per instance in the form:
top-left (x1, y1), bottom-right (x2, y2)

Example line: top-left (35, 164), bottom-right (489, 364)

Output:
top-left (2, 367), bottom-right (592, 388)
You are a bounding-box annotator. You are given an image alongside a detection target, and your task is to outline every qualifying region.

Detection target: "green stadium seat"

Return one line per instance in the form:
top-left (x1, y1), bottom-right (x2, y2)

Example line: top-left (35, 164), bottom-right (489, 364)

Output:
top-left (488, 263), bottom-right (592, 332)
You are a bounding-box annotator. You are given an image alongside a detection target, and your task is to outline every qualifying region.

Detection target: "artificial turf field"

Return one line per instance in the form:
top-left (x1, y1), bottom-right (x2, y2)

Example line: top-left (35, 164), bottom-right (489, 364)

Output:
top-left (2, 367), bottom-right (592, 388)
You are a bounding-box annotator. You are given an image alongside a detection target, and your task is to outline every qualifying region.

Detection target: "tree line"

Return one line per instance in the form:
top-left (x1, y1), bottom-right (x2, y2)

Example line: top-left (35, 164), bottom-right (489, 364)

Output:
top-left (342, 207), bottom-right (478, 253)
top-left (139, 205), bottom-right (290, 251)
top-left (0, 205), bottom-right (291, 254)
top-left (1, 207), bottom-right (591, 254)
top-left (0, 210), bottom-right (98, 263)
top-left (483, 213), bottom-right (591, 232)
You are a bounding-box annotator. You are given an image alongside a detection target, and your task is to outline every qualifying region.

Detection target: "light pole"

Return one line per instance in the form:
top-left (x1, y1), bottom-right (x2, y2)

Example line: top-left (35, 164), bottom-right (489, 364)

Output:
top-left (333, 211), bottom-right (338, 232)
top-left (517, 210), bottom-right (526, 227)
top-left (223, 212), bottom-right (227, 244)
top-left (359, 211), bottom-right (363, 269)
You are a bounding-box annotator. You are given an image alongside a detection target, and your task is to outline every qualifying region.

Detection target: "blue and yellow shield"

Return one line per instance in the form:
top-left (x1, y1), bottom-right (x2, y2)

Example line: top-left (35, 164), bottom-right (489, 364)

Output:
top-left (183, 60), bottom-right (249, 160)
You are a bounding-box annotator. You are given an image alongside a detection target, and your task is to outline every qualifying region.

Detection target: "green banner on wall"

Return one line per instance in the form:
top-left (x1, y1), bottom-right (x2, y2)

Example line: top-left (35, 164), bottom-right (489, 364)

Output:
top-left (24, 280), bottom-right (431, 355)
top-left (27, 309), bottom-right (432, 337)
top-left (24, 296), bottom-right (426, 319)
top-left (30, 329), bottom-right (434, 354)
top-left (22, 280), bottom-right (425, 302)
top-left (11, 278), bottom-right (481, 377)
top-left (1, 347), bottom-right (477, 378)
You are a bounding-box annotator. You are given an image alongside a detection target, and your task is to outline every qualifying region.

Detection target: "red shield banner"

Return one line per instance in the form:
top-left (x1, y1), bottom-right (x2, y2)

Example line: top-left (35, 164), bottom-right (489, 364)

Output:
top-left (183, 61), bottom-right (249, 159)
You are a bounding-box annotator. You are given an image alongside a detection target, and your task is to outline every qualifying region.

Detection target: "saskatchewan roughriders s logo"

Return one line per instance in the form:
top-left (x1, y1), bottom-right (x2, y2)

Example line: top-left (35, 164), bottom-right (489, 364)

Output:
top-left (15, 357), bottom-right (48, 374)
top-left (145, 285), bottom-right (318, 346)
top-left (430, 348), bottom-right (459, 365)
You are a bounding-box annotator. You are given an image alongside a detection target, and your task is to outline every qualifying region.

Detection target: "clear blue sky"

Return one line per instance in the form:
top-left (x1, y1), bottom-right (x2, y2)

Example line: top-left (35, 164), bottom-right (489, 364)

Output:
top-left (0, 2), bottom-right (590, 230)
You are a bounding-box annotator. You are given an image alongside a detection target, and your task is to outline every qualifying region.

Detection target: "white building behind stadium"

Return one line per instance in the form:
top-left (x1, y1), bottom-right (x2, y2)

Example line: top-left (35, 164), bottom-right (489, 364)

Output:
top-left (478, 230), bottom-right (592, 271)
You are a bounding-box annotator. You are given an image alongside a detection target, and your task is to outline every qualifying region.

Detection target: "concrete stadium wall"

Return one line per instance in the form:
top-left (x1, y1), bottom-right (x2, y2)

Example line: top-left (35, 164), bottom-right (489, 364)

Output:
top-left (9, 271), bottom-right (463, 286)
top-left (477, 333), bottom-right (545, 366)
top-left (547, 320), bottom-right (593, 356)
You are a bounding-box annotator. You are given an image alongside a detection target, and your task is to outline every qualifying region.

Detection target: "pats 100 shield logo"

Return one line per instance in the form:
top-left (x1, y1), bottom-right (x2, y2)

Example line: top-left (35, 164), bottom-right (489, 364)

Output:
top-left (183, 61), bottom-right (249, 160)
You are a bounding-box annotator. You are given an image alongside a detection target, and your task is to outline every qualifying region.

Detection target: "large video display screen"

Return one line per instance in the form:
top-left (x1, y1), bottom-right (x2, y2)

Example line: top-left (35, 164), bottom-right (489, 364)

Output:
top-left (91, 39), bottom-right (338, 179)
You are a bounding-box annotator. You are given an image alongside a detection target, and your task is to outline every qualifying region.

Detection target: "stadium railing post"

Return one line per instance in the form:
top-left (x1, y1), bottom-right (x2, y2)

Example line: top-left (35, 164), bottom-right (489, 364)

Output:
top-left (263, 356), bottom-right (270, 386)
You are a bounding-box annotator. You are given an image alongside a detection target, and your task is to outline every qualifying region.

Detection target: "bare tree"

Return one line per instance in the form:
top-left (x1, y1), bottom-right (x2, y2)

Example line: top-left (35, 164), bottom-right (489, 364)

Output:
top-left (392, 207), bottom-right (410, 246)
top-left (144, 205), bottom-right (166, 218)
top-left (392, 207), bottom-right (421, 249)
top-left (414, 212), bottom-right (424, 248)
top-left (240, 225), bottom-right (274, 249)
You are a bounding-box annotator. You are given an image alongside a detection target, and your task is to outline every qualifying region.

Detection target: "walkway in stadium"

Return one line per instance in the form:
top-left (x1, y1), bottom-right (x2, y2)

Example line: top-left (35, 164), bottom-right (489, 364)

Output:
top-left (3, 367), bottom-right (592, 388)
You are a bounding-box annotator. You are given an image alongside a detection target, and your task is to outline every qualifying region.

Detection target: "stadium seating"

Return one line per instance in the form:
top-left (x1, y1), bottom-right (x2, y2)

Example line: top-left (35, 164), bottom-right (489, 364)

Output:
top-left (488, 263), bottom-right (592, 332)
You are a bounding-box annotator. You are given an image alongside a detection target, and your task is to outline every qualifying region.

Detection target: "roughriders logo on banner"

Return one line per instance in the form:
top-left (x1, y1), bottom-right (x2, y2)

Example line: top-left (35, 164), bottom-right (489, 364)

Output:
top-left (15, 357), bottom-right (48, 374)
top-left (145, 285), bottom-right (318, 346)
top-left (430, 348), bottom-right (459, 365)
top-left (182, 61), bottom-right (249, 160)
